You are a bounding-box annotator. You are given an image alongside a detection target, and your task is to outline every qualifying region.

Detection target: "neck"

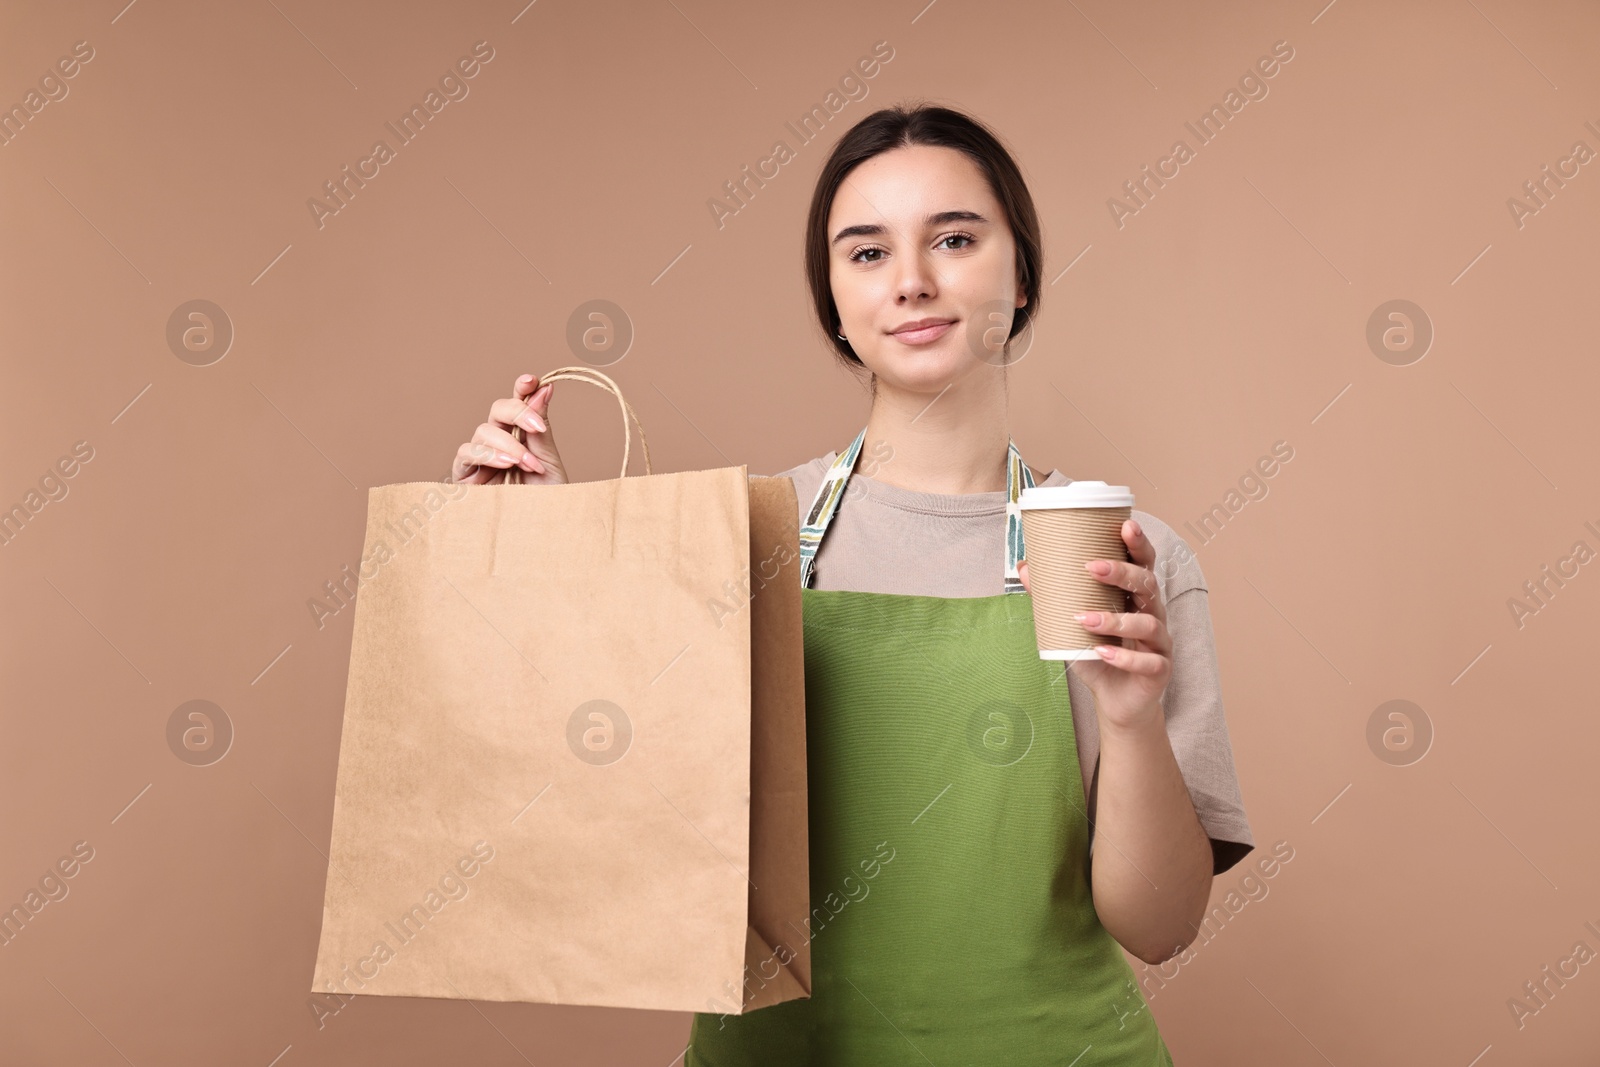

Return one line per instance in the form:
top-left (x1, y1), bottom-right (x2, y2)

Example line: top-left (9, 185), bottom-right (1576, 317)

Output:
top-left (860, 371), bottom-right (1011, 494)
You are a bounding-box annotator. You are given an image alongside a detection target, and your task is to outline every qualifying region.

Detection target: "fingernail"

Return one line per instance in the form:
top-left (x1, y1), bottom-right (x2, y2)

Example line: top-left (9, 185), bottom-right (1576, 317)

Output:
top-left (1130, 520), bottom-right (1142, 538)
top-left (521, 412), bottom-right (546, 432)
top-left (518, 374), bottom-right (533, 383)
top-left (1074, 612), bottom-right (1101, 626)
top-left (1086, 560), bottom-right (1111, 575)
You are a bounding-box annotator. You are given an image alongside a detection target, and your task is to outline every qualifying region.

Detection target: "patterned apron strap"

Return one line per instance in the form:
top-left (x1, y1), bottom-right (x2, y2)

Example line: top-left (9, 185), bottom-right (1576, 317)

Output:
top-left (797, 427), bottom-right (868, 589)
top-left (1003, 443), bottom-right (1038, 594)
top-left (798, 427), bottom-right (1037, 592)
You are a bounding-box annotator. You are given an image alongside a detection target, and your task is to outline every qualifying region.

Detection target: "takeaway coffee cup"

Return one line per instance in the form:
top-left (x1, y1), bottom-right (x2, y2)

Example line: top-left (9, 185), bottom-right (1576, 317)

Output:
top-left (1018, 481), bottom-right (1135, 660)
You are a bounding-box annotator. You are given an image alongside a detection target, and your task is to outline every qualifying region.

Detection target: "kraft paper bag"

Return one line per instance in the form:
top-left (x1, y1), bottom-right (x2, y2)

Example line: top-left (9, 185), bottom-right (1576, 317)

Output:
top-left (311, 367), bottom-right (811, 1016)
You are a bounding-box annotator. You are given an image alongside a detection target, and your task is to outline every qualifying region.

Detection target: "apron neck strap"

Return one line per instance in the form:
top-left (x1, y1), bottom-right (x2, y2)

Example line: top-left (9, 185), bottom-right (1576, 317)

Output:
top-left (798, 427), bottom-right (1036, 592)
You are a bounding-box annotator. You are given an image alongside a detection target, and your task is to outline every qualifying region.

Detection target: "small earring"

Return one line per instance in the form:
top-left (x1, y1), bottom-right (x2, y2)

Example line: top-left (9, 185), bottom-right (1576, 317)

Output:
top-left (836, 331), bottom-right (847, 341)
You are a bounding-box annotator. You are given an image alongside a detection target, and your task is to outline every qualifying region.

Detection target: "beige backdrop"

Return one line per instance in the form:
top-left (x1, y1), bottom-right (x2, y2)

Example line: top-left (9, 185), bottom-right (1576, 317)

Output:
top-left (4, 0), bottom-right (1598, 1063)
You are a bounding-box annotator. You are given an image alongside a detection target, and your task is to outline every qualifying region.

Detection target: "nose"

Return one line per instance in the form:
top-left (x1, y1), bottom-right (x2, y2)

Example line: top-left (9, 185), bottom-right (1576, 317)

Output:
top-left (892, 247), bottom-right (938, 303)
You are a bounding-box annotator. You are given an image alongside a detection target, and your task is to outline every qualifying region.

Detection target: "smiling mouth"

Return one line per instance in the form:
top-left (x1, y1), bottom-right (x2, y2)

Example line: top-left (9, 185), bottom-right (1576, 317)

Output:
top-left (891, 320), bottom-right (957, 344)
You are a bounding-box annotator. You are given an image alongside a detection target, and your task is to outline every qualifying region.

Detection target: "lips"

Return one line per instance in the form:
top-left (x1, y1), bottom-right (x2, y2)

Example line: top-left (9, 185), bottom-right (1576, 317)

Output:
top-left (893, 317), bottom-right (954, 334)
top-left (890, 318), bottom-right (956, 345)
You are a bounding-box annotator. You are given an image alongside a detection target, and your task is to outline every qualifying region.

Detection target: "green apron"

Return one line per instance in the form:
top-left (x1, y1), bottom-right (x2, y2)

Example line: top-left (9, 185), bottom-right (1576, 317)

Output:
top-left (687, 430), bottom-right (1173, 1066)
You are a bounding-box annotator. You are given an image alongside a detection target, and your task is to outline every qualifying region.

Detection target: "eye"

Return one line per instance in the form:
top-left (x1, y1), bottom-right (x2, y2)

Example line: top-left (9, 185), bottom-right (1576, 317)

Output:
top-left (846, 231), bottom-right (978, 263)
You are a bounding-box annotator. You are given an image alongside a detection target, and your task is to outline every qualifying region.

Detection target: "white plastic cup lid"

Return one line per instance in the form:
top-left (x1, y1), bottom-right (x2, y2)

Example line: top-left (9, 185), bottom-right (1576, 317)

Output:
top-left (1018, 480), bottom-right (1135, 509)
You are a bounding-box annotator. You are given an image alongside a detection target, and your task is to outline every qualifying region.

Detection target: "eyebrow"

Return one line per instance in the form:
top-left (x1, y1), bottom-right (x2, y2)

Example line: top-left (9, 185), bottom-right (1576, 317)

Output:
top-left (830, 210), bottom-right (991, 247)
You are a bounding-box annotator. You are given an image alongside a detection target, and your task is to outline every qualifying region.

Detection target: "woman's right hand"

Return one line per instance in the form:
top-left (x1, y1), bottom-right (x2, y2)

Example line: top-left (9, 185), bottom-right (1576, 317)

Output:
top-left (450, 373), bottom-right (568, 485)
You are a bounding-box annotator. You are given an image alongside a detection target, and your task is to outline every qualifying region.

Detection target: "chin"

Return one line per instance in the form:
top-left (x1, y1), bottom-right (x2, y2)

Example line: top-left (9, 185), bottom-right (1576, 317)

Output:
top-left (870, 344), bottom-right (981, 391)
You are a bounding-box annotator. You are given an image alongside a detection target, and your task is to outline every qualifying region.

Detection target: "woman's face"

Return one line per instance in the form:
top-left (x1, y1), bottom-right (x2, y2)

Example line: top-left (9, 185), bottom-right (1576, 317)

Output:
top-left (827, 144), bottom-right (1025, 394)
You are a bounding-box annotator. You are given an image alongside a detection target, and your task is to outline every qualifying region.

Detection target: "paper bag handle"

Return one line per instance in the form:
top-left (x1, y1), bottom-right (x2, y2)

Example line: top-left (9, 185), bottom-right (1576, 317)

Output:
top-left (507, 366), bottom-right (653, 483)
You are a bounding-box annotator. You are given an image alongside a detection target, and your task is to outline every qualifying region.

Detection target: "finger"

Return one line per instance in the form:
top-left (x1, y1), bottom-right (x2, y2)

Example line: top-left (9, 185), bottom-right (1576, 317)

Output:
top-left (473, 422), bottom-right (534, 458)
top-left (528, 381), bottom-right (554, 414)
top-left (454, 442), bottom-right (514, 482)
top-left (1092, 642), bottom-right (1168, 676)
top-left (467, 430), bottom-right (544, 474)
top-left (517, 377), bottom-right (557, 414)
top-left (494, 373), bottom-right (544, 415)
top-left (458, 440), bottom-right (529, 475)
top-left (455, 460), bottom-right (499, 484)
top-left (1123, 518), bottom-right (1156, 569)
top-left (516, 377), bottom-right (557, 415)
top-left (1073, 609), bottom-right (1170, 657)
top-left (1085, 559), bottom-right (1164, 620)
top-left (1018, 558), bottom-right (1031, 593)
top-left (490, 395), bottom-right (547, 435)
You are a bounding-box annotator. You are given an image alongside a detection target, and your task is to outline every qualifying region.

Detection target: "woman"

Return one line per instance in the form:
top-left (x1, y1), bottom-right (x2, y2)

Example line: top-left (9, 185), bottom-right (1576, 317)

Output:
top-left (451, 103), bottom-right (1254, 1065)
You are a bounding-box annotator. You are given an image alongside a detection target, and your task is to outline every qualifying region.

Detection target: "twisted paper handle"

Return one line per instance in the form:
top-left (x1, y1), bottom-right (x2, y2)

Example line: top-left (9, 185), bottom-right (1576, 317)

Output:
top-left (507, 366), bottom-right (652, 482)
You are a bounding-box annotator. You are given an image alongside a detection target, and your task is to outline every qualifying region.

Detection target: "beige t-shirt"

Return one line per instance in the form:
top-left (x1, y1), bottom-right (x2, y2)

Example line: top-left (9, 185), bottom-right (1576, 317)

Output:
top-left (768, 453), bottom-right (1256, 876)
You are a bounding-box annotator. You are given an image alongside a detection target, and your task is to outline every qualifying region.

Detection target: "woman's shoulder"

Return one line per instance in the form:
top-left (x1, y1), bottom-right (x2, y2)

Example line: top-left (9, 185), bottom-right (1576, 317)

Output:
top-left (1134, 509), bottom-right (1206, 600)
top-left (756, 453), bottom-right (835, 503)
top-left (763, 454), bottom-right (835, 482)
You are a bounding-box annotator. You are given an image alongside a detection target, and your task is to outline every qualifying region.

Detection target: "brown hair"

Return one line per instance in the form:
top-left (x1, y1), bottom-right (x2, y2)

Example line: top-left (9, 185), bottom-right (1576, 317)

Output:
top-left (803, 101), bottom-right (1044, 372)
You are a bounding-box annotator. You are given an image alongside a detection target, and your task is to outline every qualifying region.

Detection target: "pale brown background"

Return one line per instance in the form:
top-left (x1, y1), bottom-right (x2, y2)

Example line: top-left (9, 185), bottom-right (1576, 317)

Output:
top-left (3, 0), bottom-right (1598, 1063)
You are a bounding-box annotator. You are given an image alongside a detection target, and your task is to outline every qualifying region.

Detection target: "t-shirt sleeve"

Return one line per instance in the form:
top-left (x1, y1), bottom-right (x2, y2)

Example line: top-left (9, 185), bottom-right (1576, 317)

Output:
top-left (1082, 513), bottom-right (1256, 876)
top-left (1161, 584), bottom-right (1256, 874)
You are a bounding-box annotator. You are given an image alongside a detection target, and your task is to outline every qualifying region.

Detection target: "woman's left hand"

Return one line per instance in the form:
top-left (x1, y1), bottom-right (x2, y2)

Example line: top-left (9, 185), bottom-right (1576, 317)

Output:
top-left (1018, 518), bottom-right (1172, 730)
